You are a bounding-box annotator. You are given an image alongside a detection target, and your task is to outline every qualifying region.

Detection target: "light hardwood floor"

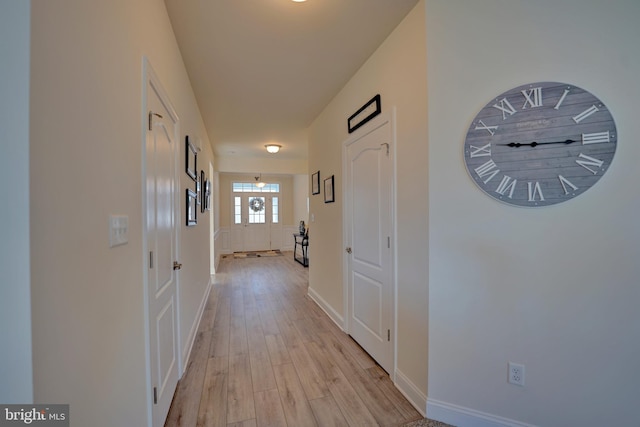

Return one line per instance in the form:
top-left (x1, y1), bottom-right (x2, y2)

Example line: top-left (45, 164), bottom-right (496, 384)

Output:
top-left (165, 253), bottom-right (422, 427)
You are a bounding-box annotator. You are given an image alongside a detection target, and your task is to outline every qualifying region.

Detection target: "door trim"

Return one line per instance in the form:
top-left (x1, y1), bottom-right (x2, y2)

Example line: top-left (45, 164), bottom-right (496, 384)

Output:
top-left (342, 108), bottom-right (397, 377)
top-left (141, 57), bottom-right (182, 427)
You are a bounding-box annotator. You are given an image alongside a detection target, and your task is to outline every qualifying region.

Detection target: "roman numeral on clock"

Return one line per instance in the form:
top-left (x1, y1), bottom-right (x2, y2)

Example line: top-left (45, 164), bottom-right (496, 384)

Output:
top-left (493, 98), bottom-right (517, 120)
top-left (527, 181), bottom-right (545, 202)
top-left (582, 131), bottom-right (610, 144)
top-left (558, 175), bottom-right (578, 195)
top-left (554, 88), bottom-right (570, 110)
top-left (573, 105), bottom-right (599, 123)
top-left (495, 175), bottom-right (517, 198)
top-left (576, 153), bottom-right (604, 174)
top-left (474, 159), bottom-right (500, 184)
top-left (469, 143), bottom-right (492, 158)
top-left (521, 87), bottom-right (543, 109)
top-left (475, 120), bottom-right (498, 136)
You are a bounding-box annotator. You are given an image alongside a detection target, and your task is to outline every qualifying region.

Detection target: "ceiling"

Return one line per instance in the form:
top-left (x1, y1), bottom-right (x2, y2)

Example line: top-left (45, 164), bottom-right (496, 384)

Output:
top-left (163, 0), bottom-right (419, 162)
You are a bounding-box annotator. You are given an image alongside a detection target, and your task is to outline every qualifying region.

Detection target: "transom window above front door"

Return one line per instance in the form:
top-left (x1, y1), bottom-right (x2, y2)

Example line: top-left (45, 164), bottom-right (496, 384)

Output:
top-left (232, 182), bottom-right (280, 193)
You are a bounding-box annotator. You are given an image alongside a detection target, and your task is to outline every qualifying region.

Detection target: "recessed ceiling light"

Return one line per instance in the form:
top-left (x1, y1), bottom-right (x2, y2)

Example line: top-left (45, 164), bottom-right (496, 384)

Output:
top-left (292, 0), bottom-right (307, 2)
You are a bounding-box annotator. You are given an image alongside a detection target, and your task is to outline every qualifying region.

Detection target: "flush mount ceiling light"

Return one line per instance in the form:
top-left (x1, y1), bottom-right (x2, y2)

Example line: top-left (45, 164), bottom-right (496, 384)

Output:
top-left (265, 144), bottom-right (282, 154)
top-left (292, 0), bottom-right (307, 2)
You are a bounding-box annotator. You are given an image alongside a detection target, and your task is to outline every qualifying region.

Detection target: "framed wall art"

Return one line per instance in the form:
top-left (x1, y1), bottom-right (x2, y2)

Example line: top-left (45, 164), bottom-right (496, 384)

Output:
top-left (186, 189), bottom-right (197, 226)
top-left (311, 171), bottom-right (320, 195)
top-left (347, 94), bottom-right (381, 134)
top-left (324, 175), bottom-right (335, 203)
top-left (204, 179), bottom-right (212, 211)
top-left (196, 170), bottom-right (203, 207)
top-left (200, 170), bottom-right (206, 213)
top-left (185, 136), bottom-right (197, 181)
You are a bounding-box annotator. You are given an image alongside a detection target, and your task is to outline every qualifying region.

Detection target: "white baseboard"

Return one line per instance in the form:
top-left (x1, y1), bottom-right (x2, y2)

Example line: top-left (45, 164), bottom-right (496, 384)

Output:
top-left (307, 287), bottom-right (344, 330)
top-left (394, 369), bottom-right (427, 417)
top-left (180, 279), bottom-right (213, 376)
top-left (426, 398), bottom-right (536, 427)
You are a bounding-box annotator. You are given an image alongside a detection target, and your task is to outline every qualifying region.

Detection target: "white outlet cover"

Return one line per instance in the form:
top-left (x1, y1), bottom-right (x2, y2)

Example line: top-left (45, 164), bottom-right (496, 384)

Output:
top-left (508, 362), bottom-right (525, 386)
top-left (109, 215), bottom-right (129, 248)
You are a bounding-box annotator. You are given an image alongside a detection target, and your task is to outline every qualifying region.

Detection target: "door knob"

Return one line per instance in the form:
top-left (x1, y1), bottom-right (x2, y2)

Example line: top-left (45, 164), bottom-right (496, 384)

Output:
top-left (173, 261), bottom-right (182, 270)
top-left (346, 247), bottom-right (352, 254)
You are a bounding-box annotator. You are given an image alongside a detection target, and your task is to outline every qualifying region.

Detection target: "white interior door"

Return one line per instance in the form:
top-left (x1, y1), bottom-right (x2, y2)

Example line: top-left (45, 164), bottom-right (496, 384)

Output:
top-left (344, 112), bottom-right (394, 374)
top-left (145, 62), bottom-right (180, 427)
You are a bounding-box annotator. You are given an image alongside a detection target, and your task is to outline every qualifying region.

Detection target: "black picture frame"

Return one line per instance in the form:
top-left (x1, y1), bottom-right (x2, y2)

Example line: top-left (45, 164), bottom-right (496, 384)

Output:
top-left (324, 175), bottom-right (335, 203)
top-left (185, 136), bottom-right (197, 181)
top-left (186, 189), bottom-right (197, 226)
top-left (311, 171), bottom-right (320, 195)
top-left (204, 179), bottom-right (212, 211)
top-left (200, 170), bottom-right (206, 213)
top-left (348, 94), bottom-right (381, 134)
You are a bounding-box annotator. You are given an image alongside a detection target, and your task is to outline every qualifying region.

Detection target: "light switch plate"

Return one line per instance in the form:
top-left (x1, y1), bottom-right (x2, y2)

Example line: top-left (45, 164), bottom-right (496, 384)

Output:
top-left (109, 215), bottom-right (129, 247)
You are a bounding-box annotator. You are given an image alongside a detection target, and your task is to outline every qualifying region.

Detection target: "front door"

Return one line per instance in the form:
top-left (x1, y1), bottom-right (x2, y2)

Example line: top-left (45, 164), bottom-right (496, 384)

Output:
top-left (344, 111), bottom-right (394, 374)
top-left (244, 194), bottom-right (270, 251)
top-left (144, 61), bottom-right (180, 427)
top-left (231, 193), bottom-right (277, 252)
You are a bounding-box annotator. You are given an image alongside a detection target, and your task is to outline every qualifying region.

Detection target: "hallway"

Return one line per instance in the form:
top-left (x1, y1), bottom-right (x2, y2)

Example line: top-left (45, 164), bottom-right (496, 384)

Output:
top-left (165, 253), bottom-right (422, 426)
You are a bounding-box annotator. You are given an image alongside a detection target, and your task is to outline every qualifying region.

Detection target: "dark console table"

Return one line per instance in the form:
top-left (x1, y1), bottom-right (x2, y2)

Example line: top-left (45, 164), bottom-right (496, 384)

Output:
top-left (293, 233), bottom-right (309, 267)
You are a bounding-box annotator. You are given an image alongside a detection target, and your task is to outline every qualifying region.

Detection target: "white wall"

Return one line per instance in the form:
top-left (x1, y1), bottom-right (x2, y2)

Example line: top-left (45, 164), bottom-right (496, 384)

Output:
top-left (293, 174), bottom-right (309, 227)
top-left (426, 1), bottom-right (640, 426)
top-left (213, 171), bottom-right (223, 269)
top-left (29, 0), bottom-right (213, 425)
top-left (0, 0), bottom-right (33, 404)
top-left (216, 155), bottom-right (307, 175)
top-left (308, 1), bottom-right (429, 407)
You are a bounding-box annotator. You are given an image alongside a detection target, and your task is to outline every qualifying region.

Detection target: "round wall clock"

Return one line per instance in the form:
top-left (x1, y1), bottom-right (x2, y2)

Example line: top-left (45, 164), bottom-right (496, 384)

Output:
top-left (463, 82), bottom-right (617, 207)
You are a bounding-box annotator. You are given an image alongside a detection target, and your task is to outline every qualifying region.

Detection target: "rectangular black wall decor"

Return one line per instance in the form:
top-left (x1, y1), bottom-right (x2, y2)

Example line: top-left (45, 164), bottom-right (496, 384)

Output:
top-left (185, 135), bottom-right (197, 181)
top-left (348, 94), bottom-right (381, 133)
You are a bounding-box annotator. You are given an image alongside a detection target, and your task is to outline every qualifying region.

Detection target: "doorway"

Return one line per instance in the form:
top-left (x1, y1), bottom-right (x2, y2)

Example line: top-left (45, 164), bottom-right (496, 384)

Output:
top-left (230, 182), bottom-right (282, 252)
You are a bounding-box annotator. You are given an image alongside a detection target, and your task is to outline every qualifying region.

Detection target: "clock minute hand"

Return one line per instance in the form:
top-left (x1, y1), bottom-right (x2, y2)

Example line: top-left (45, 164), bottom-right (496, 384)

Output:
top-left (500, 139), bottom-right (576, 148)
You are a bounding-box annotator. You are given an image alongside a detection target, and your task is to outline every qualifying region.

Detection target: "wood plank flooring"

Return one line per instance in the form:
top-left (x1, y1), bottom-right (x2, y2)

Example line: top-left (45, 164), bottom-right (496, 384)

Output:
top-left (165, 253), bottom-right (421, 427)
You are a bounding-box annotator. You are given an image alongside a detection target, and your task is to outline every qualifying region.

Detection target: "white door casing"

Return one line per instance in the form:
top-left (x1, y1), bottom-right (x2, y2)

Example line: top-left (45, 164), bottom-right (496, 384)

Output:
top-left (343, 110), bottom-right (395, 374)
top-left (143, 59), bottom-right (181, 427)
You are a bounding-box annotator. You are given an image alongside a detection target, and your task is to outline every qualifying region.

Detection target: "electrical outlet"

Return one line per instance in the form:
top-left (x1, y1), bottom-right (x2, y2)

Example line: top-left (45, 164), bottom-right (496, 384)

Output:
top-left (109, 215), bottom-right (129, 248)
top-left (508, 362), bottom-right (525, 386)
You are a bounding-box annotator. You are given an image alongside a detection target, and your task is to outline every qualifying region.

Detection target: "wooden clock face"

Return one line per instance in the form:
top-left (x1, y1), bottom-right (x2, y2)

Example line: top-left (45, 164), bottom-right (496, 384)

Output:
top-left (463, 82), bottom-right (617, 207)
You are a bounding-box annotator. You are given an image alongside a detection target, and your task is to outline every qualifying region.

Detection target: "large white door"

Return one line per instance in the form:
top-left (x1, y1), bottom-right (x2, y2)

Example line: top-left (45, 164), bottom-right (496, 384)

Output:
top-left (344, 112), bottom-right (394, 373)
top-left (145, 62), bottom-right (180, 427)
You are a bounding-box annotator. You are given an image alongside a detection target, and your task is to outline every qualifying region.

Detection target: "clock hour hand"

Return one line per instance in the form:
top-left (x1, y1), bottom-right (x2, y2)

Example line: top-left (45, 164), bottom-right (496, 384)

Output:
top-left (500, 139), bottom-right (576, 148)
